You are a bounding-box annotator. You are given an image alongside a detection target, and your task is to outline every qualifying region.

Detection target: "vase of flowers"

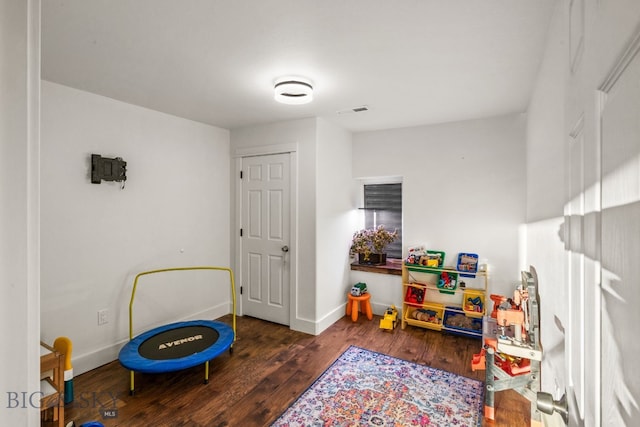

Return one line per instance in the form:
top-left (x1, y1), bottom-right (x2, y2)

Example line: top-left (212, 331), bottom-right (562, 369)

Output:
top-left (350, 225), bottom-right (398, 265)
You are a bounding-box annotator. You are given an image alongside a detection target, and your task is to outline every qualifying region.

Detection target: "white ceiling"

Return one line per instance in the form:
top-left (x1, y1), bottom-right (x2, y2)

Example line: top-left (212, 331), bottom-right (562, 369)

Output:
top-left (41, 0), bottom-right (556, 133)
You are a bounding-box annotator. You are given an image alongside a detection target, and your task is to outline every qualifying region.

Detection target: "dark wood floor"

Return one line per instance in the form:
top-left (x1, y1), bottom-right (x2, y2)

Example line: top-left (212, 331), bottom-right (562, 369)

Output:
top-left (46, 314), bottom-right (530, 427)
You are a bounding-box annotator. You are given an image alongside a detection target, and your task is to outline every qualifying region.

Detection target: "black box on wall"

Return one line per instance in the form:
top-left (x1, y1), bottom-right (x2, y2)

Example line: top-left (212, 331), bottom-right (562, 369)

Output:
top-left (91, 154), bottom-right (127, 184)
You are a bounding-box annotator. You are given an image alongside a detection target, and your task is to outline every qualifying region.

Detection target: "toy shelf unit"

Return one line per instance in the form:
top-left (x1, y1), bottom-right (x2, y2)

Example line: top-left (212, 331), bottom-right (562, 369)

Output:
top-left (40, 341), bottom-right (65, 427)
top-left (401, 262), bottom-right (488, 339)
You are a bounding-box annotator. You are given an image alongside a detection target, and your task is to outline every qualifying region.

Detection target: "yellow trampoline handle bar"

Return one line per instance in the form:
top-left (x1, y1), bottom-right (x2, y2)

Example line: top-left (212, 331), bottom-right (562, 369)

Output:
top-left (127, 266), bottom-right (237, 343)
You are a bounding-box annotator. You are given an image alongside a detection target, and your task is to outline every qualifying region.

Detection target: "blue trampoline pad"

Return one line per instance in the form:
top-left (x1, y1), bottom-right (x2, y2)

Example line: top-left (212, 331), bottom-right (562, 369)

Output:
top-left (118, 319), bottom-right (234, 374)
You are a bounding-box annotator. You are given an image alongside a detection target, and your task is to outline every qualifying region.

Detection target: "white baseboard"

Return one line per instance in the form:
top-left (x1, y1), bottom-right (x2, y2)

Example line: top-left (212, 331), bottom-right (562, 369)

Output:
top-left (289, 316), bottom-right (317, 335)
top-left (314, 305), bottom-right (347, 335)
top-left (308, 298), bottom-right (390, 336)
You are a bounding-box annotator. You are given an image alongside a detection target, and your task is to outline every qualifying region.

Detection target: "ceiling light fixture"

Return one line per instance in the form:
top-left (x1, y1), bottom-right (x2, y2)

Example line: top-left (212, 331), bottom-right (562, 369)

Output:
top-left (274, 77), bottom-right (314, 105)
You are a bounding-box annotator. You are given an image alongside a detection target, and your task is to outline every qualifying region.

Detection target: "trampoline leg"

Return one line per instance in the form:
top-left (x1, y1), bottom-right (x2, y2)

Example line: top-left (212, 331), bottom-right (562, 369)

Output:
top-left (129, 371), bottom-right (135, 396)
top-left (204, 361), bottom-right (209, 384)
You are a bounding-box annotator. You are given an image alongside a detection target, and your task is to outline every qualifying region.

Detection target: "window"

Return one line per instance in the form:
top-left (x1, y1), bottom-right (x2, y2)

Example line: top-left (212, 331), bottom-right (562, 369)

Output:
top-left (363, 183), bottom-right (402, 259)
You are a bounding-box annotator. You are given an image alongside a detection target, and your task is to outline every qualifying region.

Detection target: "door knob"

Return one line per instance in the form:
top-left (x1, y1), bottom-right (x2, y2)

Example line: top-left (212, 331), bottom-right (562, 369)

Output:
top-left (537, 391), bottom-right (568, 424)
top-left (282, 245), bottom-right (289, 253)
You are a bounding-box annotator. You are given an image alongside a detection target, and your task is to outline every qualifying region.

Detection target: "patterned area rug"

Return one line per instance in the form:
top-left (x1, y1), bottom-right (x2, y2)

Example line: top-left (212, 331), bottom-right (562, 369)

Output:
top-left (272, 345), bottom-right (483, 427)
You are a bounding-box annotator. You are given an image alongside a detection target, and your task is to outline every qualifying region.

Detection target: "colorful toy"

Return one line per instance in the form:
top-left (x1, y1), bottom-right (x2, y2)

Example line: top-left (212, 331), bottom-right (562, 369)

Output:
top-left (445, 313), bottom-right (481, 330)
top-left (119, 266), bottom-right (236, 395)
top-left (65, 422), bottom-right (106, 427)
top-left (471, 348), bottom-right (486, 371)
top-left (426, 250), bottom-right (445, 267)
top-left (53, 336), bottom-right (74, 404)
top-left (413, 308), bottom-right (441, 325)
top-left (437, 272), bottom-right (457, 294)
top-left (350, 282), bottom-right (368, 296)
top-left (405, 246), bottom-right (426, 264)
top-left (404, 286), bottom-right (424, 304)
top-left (379, 305), bottom-right (398, 330)
top-left (456, 252), bottom-right (479, 277)
top-left (489, 294), bottom-right (508, 318)
top-left (439, 272), bottom-right (453, 288)
top-left (465, 296), bottom-right (484, 313)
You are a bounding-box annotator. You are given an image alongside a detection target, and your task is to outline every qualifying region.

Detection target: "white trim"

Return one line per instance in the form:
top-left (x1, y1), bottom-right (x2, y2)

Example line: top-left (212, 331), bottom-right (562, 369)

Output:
top-left (314, 305), bottom-right (347, 335)
top-left (232, 142), bottom-right (298, 158)
top-left (599, 21), bottom-right (640, 92)
top-left (289, 317), bottom-right (317, 335)
top-left (566, 114), bottom-right (586, 418)
top-left (357, 175), bottom-right (403, 185)
top-left (569, 113), bottom-right (584, 140)
top-left (569, 0), bottom-right (585, 74)
top-left (27, 1), bottom-right (41, 424)
top-left (312, 300), bottom-right (389, 336)
top-left (593, 90), bottom-right (605, 427)
top-left (289, 151), bottom-right (299, 330)
top-left (235, 145), bottom-right (299, 330)
top-left (233, 157), bottom-right (243, 316)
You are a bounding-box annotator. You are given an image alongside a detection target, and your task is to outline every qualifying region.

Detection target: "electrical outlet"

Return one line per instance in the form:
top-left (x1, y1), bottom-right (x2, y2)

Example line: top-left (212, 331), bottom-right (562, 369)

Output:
top-left (98, 309), bottom-right (108, 325)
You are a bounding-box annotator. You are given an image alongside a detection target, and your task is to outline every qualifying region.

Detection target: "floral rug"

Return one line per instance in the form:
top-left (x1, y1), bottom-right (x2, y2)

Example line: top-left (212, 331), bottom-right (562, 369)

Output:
top-left (271, 345), bottom-right (483, 427)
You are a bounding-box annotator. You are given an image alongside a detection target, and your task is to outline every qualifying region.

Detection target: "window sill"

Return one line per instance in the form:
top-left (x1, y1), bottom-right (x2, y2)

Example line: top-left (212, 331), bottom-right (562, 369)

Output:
top-left (350, 258), bottom-right (402, 276)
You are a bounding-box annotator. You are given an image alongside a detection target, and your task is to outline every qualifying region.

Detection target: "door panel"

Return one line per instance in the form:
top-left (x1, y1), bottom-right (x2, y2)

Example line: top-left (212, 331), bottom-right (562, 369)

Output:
top-left (268, 255), bottom-right (284, 306)
top-left (248, 252), bottom-right (262, 301)
top-left (248, 189), bottom-right (262, 237)
top-left (600, 43), bottom-right (640, 426)
top-left (241, 153), bottom-right (290, 325)
top-left (269, 189), bottom-right (284, 239)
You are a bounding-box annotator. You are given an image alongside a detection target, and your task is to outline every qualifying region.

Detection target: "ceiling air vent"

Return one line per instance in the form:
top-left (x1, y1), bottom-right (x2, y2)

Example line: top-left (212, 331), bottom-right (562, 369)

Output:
top-left (337, 105), bottom-right (369, 115)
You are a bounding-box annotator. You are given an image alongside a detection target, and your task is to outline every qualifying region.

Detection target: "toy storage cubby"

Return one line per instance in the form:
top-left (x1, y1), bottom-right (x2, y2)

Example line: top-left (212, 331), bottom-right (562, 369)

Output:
top-left (401, 263), bottom-right (488, 338)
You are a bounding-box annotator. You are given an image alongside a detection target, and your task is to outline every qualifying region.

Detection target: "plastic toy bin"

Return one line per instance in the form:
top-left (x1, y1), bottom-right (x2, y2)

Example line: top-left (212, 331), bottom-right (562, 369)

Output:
top-left (462, 289), bottom-right (485, 318)
top-left (404, 303), bottom-right (444, 331)
top-left (443, 308), bottom-right (482, 338)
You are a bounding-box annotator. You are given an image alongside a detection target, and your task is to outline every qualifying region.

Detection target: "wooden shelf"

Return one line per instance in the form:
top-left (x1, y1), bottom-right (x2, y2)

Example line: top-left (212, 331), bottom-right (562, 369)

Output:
top-left (404, 281), bottom-right (485, 293)
top-left (404, 263), bottom-right (487, 279)
top-left (40, 341), bottom-right (64, 427)
top-left (401, 262), bottom-right (487, 337)
top-left (350, 259), bottom-right (402, 275)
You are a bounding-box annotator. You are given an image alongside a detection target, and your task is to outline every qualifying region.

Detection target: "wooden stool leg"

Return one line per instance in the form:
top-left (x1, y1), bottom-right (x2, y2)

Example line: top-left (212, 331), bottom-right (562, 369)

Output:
top-left (351, 300), bottom-right (359, 322)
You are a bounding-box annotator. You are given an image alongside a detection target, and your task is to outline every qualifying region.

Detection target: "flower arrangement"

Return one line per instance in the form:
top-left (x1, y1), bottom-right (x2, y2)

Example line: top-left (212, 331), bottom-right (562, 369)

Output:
top-left (350, 225), bottom-right (398, 262)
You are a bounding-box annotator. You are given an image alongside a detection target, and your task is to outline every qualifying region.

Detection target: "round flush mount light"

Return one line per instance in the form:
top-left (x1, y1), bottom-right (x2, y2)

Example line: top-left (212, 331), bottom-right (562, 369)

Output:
top-left (274, 77), bottom-right (314, 105)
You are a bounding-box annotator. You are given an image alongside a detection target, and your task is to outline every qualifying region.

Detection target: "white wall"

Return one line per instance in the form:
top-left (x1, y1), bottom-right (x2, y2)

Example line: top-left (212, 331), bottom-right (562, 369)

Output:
top-left (315, 118), bottom-right (359, 331)
top-left (40, 81), bottom-right (231, 375)
top-left (349, 270), bottom-right (403, 316)
top-left (352, 113), bottom-right (527, 305)
top-left (230, 118), bottom-right (318, 333)
top-left (0, 0), bottom-right (41, 424)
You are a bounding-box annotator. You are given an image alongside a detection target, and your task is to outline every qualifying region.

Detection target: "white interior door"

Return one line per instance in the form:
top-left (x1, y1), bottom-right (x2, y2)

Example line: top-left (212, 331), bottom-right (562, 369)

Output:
top-left (599, 42), bottom-right (640, 426)
top-left (240, 153), bottom-right (291, 325)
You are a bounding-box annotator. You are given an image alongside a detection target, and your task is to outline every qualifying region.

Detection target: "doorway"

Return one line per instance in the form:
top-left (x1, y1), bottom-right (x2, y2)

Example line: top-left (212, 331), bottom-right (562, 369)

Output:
top-left (239, 153), bottom-right (292, 325)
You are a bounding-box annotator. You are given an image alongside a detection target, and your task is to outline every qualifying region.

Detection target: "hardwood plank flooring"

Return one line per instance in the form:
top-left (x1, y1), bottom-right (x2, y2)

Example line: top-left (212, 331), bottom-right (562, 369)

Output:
top-left (45, 314), bottom-right (530, 426)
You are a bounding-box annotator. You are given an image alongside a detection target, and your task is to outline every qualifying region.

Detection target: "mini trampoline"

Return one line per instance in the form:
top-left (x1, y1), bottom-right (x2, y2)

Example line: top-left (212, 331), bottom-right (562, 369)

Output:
top-left (118, 266), bottom-right (236, 395)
